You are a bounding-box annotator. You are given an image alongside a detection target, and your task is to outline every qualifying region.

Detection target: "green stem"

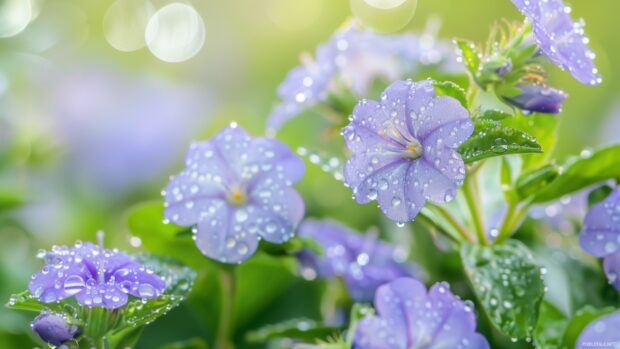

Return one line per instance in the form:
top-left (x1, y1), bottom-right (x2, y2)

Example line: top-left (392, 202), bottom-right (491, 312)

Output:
top-left (215, 267), bottom-right (236, 349)
top-left (430, 205), bottom-right (476, 243)
top-left (96, 337), bottom-right (108, 349)
top-left (495, 202), bottom-right (531, 244)
top-left (417, 212), bottom-right (462, 244)
top-left (464, 173), bottom-right (488, 245)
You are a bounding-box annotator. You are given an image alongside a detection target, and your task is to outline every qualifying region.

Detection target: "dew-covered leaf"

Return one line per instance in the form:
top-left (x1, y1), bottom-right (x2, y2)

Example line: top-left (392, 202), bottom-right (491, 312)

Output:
top-left (532, 144), bottom-right (620, 203)
top-left (434, 81), bottom-right (468, 108)
top-left (457, 119), bottom-right (542, 164)
top-left (245, 318), bottom-right (344, 343)
top-left (454, 39), bottom-right (481, 75)
top-left (460, 240), bottom-right (545, 339)
top-left (502, 112), bottom-right (559, 169)
top-left (5, 290), bottom-right (67, 314)
top-left (476, 109), bottom-right (512, 121)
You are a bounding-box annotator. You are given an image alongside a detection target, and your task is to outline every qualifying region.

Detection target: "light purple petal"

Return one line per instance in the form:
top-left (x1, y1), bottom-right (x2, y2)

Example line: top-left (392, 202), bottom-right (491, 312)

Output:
top-left (575, 309), bottom-right (620, 349)
top-left (413, 160), bottom-right (460, 203)
top-left (354, 315), bottom-right (405, 349)
top-left (416, 96), bottom-right (472, 144)
top-left (194, 202), bottom-right (260, 264)
top-left (603, 251), bottom-right (620, 291)
top-left (511, 0), bottom-right (601, 85)
top-left (579, 188), bottom-right (620, 257)
top-left (75, 283), bottom-right (128, 309)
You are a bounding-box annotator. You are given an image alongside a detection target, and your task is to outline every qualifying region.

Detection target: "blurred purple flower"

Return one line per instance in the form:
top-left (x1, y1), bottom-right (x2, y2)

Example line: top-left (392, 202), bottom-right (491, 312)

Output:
top-left (342, 80), bottom-right (473, 222)
top-left (48, 65), bottom-right (207, 194)
top-left (511, 0), bottom-right (601, 85)
top-left (267, 22), bottom-right (459, 132)
top-left (297, 219), bottom-right (420, 302)
top-left (163, 123), bottom-right (305, 264)
top-left (353, 278), bottom-right (489, 349)
top-left (575, 309), bottom-right (620, 349)
top-left (29, 238), bottom-right (165, 309)
top-left (502, 83), bottom-right (567, 114)
top-left (31, 311), bottom-right (80, 346)
top-left (579, 187), bottom-right (620, 290)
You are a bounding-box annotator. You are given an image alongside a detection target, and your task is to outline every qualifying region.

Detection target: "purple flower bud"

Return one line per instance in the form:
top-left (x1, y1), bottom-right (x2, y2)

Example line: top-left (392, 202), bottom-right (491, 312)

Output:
top-left (342, 80), bottom-right (473, 222)
top-left (163, 123), bottom-right (305, 264)
top-left (31, 311), bottom-right (79, 346)
top-left (29, 236), bottom-right (166, 309)
top-left (503, 84), bottom-right (567, 114)
top-left (353, 278), bottom-right (489, 349)
top-left (511, 0), bottom-right (601, 85)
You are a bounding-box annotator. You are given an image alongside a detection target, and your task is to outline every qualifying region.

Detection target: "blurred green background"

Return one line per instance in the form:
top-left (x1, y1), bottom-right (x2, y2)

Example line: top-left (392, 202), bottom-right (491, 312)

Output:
top-left (0, 0), bottom-right (618, 348)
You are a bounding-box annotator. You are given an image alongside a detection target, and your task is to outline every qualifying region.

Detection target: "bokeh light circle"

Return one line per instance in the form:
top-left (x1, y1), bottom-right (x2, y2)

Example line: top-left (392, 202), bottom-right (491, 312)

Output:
top-left (349, 0), bottom-right (417, 33)
top-left (103, 0), bottom-right (155, 52)
top-left (0, 0), bottom-right (33, 38)
top-left (145, 3), bottom-right (205, 63)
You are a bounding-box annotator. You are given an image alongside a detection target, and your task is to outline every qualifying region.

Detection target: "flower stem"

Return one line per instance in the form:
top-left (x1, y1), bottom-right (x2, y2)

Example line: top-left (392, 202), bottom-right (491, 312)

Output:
top-left (429, 205), bottom-right (476, 243)
top-left (495, 201), bottom-right (531, 244)
top-left (463, 173), bottom-right (489, 245)
top-left (215, 267), bottom-right (236, 349)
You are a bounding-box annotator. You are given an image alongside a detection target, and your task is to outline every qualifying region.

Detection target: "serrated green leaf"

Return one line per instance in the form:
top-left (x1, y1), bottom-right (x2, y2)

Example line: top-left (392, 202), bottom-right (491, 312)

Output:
top-left (515, 164), bottom-right (559, 199)
top-left (460, 240), bottom-right (545, 339)
top-left (245, 318), bottom-right (343, 343)
top-left (457, 119), bottom-right (542, 164)
top-left (434, 81), bottom-right (468, 108)
top-left (532, 144), bottom-right (620, 203)
top-left (454, 39), bottom-right (481, 75)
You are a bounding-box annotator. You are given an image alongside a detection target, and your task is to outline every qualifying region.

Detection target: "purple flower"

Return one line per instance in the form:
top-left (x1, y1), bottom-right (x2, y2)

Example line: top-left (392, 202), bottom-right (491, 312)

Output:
top-left (342, 80), bottom-right (473, 222)
top-left (297, 219), bottom-right (420, 301)
top-left (266, 23), bottom-right (459, 132)
top-left (31, 311), bottom-right (80, 346)
top-left (163, 123), bottom-right (305, 264)
top-left (353, 278), bottom-right (489, 349)
top-left (502, 83), bottom-right (567, 114)
top-left (28, 238), bottom-right (165, 309)
top-left (579, 187), bottom-right (620, 290)
top-left (511, 0), bottom-right (601, 85)
top-left (575, 309), bottom-right (620, 349)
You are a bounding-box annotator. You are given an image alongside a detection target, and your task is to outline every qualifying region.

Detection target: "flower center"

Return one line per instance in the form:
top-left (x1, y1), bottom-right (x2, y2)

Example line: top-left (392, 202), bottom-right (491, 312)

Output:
top-left (226, 184), bottom-right (247, 206)
top-left (402, 138), bottom-right (423, 160)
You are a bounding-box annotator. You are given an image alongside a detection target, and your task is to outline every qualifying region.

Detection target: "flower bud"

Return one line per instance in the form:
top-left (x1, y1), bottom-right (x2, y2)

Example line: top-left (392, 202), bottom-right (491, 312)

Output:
top-left (31, 311), bottom-right (80, 346)
top-left (502, 83), bottom-right (567, 114)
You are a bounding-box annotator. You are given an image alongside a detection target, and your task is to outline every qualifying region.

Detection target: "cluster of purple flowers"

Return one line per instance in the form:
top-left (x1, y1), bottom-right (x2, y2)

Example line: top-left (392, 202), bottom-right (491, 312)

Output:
top-left (267, 21), bottom-right (459, 132)
top-left (297, 219), bottom-right (420, 301)
top-left (29, 237), bottom-right (165, 309)
top-left (163, 123), bottom-right (305, 264)
top-left (342, 79), bottom-right (473, 222)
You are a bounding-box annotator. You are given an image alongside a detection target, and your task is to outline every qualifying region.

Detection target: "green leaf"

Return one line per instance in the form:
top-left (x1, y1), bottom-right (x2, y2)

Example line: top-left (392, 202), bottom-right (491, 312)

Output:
top-left (457, 119), bottom-right (542, 164)
top-left (587, 185), bottom-right (613, 208)
top-left (454, 39), bottom-right (481, 75)
top-left (245, 318), bottom-right (343, 343)
top-left (502, 112), bottom-right (559, 169)
top-left (434, 81), bottom-right (468, 108)
top-left (515, 164), bottom-right (559, 200)
top-left (532, 145), bottom-right (620, 203)
top-left (261, 236), bottom-right (324, 257)
top-left (476, 109), bottom-right (512, 121)
top-left (125, 201), bottom-right (205, 268)
top-left (562, 306), bottom-right (616, 349)
top-left (6, 290), bottom-right (67, 314)
top-left (534, 301), bottom-right (568, 349)
top-left (460, 240), bottom-right (545, 338)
